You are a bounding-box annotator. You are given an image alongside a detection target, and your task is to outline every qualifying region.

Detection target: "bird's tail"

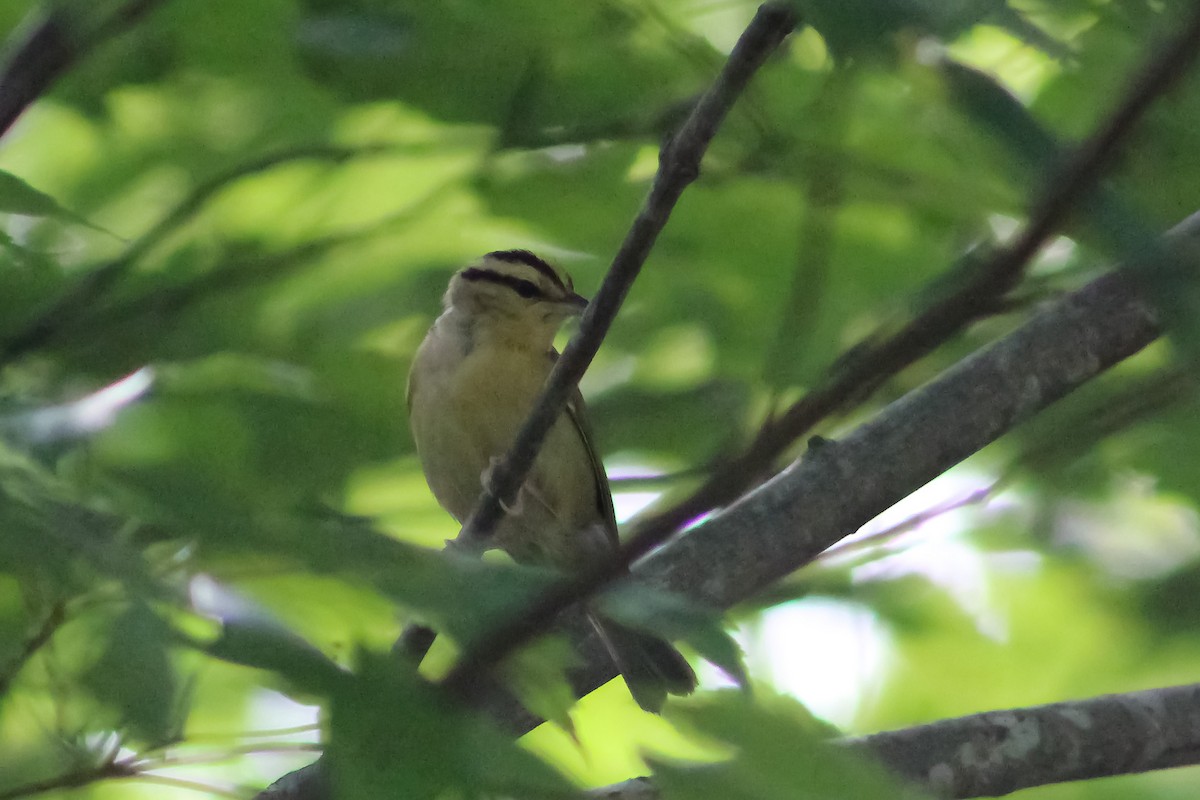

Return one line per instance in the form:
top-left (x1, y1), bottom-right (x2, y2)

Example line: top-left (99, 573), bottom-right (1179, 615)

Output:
top-left (590, 614), bottom-right (697, 713)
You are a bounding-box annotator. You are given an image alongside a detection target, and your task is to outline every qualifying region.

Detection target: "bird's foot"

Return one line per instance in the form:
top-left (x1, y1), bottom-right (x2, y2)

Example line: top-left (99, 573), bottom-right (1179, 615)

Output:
top-left (481, 457), bottom-right (524, 515)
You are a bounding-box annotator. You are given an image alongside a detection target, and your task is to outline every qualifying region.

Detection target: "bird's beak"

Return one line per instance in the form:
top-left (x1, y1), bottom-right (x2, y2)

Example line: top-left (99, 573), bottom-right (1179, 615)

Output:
top-left (562, 292), bottom-right (588, 315)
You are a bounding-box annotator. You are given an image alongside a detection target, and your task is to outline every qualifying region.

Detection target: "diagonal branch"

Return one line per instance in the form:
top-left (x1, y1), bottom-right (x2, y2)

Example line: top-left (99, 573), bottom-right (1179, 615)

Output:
top-left (0, 601), bottom-right (64, 698)
top-left (443, 0), bottom-right (798, 696)
top-left (453, 1), bottom-right (799, 551)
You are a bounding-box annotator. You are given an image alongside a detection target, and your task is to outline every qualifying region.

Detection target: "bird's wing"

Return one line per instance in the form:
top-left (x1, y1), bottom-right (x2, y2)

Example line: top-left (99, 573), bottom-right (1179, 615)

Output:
top-left (552, 352), bottom-right (620, 549)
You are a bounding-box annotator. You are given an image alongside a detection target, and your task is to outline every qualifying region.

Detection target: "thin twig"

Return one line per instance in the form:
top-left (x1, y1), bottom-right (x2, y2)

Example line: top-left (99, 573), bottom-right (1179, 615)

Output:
top-left (131, 773), bottom-right (247, 799)
top-left (0, 602), bottom-right (64, 697)
top-left (441, 2), bottom-right (797, 697)
top-left (130, 742), bottom-right (323, 770)
top-left (158, 722), bottom-right (321, 744)
top-left (0, 759), bottom-right (134, 800)
top-left (0, 738), bottom-right (305, 800)
top-left (623, 0), bottom-right (1200, 588)
top-left (453, 1), bottom-right (797, 551)
top-left (817, 483), bottom-right (999, 564)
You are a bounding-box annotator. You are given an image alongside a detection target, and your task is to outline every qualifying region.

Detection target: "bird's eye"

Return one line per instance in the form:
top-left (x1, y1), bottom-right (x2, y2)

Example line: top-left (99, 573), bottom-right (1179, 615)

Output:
top-left (515, 280), bottom-right (540, 299)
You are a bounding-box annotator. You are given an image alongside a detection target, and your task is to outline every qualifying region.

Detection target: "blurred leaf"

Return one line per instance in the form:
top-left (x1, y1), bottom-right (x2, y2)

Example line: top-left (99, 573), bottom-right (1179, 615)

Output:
top-left (180, 510), bottom-right (562, 654)
top-left (939, 58), bottom-right (1159, 253)
top-left (599, 584), bottom-right (747, 687)
top-left (796, 0), bottom-right (1055, 61)
top-left (329, 648), bottom-right (574, 800)
top-left (0, 169), bottom-right (116, 235)
top-left (195, 577), bottom-right (346, 696)
top-left (0, 367), bottom-right (154, 447)
top-left (1135, 561), bottom-right (1200, 636)
top-left (940, 55), bottom-right (1200, 361)
top-left (82, 601), bottom-right (180, 745)
top-left (940, 59), bottom-right (1062, 173)
top-left (654, 690), bottom-right (908, 800)
top-left (592, 381), bottom-right (752, 463)
top-left (500, 635), bottom-right (579, 736)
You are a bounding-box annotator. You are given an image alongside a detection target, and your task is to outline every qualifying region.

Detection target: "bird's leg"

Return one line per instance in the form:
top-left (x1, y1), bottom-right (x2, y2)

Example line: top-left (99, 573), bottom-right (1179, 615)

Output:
top-left (481, 456), bottom-right (524, 516)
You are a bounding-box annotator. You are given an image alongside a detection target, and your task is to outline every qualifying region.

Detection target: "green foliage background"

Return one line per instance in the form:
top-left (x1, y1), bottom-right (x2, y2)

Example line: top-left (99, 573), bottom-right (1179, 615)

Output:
top-left (3, 0), bottom-right (1200, 798)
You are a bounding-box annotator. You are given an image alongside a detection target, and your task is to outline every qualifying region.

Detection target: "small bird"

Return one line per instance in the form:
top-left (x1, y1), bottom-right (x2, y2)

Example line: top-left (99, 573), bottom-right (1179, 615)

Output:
top-left (407, 249), bottom-right (696, 712)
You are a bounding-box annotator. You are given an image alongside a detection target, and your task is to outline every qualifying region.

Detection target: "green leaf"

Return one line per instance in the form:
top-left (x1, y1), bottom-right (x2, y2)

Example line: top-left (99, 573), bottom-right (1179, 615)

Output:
top-left (329, 648), bottom-right (575, 800)
top-left (940, 60), bottom-right (1061, 173)
top-left (284, 518), bottom-right (561, 648)
top-left (0, 170), bottom-right (72, 219)
top-left (83, 602), bottom-right (181, 745)
top-left (656, 691), bottom-right (910, 800)
top-left (196, 579), bottom-right (346, 697)
top-left (500, 635), bottom-right (579, 736)
top-left (938, 58), bottom-right (1200, 362)
top-left (0, 169), bottom-right (117, 236)
top-left (939, 58), bottom-right (1162, 258)
top-left (599, 584), bottom-right (747, 687)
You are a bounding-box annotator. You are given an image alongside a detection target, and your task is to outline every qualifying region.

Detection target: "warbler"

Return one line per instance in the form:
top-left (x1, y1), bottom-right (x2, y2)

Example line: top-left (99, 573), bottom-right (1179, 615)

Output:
top-left (406, 249), bottom-right (696, 712)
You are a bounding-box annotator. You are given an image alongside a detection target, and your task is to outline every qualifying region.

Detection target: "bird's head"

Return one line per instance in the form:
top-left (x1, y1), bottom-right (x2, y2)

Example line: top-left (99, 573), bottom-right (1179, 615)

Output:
top-left (445, 250), bottom-right (588, 347)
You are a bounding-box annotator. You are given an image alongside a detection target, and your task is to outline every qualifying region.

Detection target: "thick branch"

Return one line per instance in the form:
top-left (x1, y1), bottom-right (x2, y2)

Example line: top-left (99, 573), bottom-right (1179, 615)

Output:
top-left (510, 234), bottom-right (1177, 718)
top-left (853, 682), bottom-right (1200, 797)
top-left (639, 267), bottom-right (1165, 601)
top-left (586, 682), bottom-right (1200, 799)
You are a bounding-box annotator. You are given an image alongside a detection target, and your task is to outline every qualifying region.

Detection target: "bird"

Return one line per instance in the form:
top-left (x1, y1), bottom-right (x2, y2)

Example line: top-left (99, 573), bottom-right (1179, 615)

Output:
top-left (406, 249), bottom-right (696, 712)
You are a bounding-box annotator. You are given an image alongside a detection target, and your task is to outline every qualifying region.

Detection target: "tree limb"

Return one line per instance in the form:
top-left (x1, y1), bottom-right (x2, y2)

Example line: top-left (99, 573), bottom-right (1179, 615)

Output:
top-left (585, 682), bottom-right (1200, 799)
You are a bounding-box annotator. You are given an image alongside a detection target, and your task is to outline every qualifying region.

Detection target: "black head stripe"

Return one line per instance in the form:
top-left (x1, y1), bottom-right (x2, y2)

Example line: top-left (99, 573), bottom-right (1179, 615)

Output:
top-left (461, 267), bottom-right (544, 300)
top-left (485, 249), bottom-right (567, 290)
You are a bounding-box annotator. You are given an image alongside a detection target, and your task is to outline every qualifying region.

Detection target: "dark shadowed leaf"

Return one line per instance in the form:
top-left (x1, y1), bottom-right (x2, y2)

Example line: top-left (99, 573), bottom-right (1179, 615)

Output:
top-left (0, 169), bottom-right (116, 235)
top-left (500, 635), bottom-right (578, 735)
top-left (82, 601), bottom-right (180, 745)
top-left (194, 577), bottom-right (346, 697)
top-left (655, 691), bottom-right (909, 800)
top-left (599, 583), bottom-right (747, 687)
top-left (329, 649), bottom-right (574, 800)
